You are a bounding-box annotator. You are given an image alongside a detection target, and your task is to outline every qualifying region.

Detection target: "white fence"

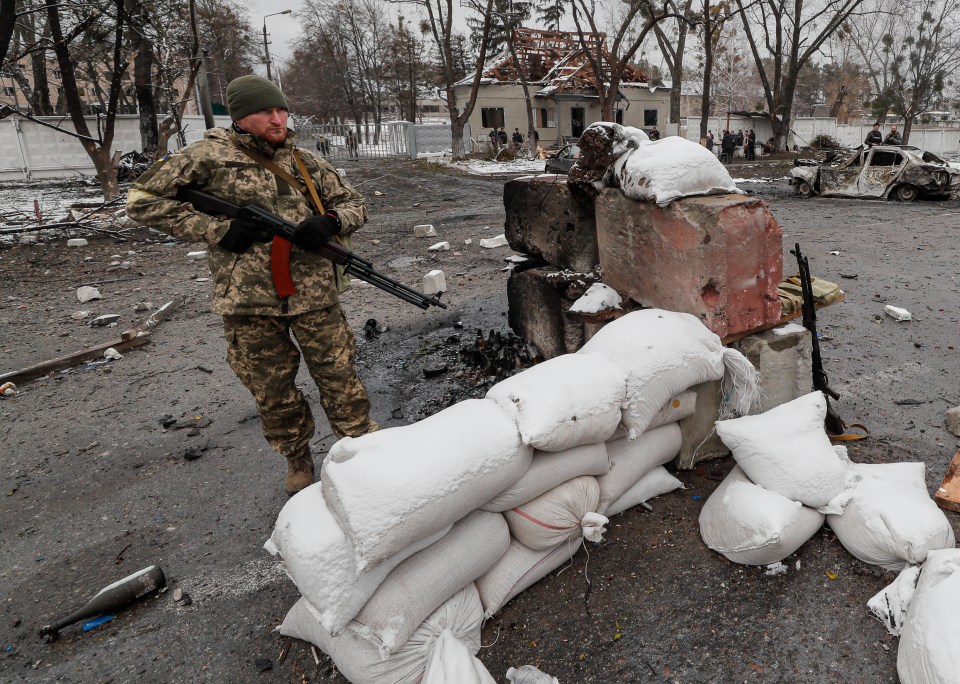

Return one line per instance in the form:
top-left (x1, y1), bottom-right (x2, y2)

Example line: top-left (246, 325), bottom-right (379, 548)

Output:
top-left (0, 115), bottom-right (476, 181)
top-left (681, 116), bottom-right (960, 158)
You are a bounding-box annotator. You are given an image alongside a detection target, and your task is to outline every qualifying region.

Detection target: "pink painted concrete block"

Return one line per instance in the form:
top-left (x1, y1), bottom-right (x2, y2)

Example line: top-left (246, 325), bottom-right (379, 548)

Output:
top-left (596, 190), bottom-right (783, 339)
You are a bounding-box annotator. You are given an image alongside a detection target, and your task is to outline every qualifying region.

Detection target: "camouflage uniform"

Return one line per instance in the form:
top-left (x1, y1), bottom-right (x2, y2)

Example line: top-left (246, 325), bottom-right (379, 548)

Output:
top-left (126, 126), bottom-right (378, 462)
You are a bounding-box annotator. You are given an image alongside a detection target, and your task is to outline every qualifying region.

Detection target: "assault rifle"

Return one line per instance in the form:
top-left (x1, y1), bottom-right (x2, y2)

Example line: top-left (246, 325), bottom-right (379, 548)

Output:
top-left (176, 187), bottom-right (447, 311)
top-left (791, 243), bottom-right (845, 435)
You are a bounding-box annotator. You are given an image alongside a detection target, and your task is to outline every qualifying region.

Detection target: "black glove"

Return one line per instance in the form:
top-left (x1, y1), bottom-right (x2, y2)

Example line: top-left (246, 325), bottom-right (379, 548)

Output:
top-left (218, 217), bottom-right (270, 253)
top-left (291, 212), bottom-right (340, 253)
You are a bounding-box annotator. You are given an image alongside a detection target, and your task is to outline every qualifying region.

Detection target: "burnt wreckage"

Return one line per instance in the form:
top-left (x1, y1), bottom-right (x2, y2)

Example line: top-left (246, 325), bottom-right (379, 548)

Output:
top-left (789, 145), bottom-right (960, 201)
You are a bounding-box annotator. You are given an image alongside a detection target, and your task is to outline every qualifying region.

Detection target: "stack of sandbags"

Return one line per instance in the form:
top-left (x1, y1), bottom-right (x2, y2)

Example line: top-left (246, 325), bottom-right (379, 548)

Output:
top-left (701, 391), bottom-right (955, 570)
top-left (268, 398), bottom-right (531, 682)
top-left (268, 309), bottom-right (759, 680)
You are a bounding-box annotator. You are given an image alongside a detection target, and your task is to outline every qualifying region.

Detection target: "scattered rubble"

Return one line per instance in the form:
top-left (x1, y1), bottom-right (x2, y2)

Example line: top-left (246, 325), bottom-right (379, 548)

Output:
top-left (423, 270), bottom-right (446, 295)
top-left (76, 286), bottom-right (102, 303)
top-left (414, 224), bottom-right (437, 238)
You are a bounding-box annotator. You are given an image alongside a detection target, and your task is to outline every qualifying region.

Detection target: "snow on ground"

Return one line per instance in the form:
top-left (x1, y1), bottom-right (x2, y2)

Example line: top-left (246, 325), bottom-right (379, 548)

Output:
top-left (454, 158), bottom-right (548, 176)
top-left (0, 180), bottom-right (105, 226)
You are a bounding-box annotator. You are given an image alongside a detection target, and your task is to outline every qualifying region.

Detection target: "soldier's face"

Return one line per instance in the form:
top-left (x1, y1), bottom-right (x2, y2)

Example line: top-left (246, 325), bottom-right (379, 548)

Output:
top-left (235, 107), bottom-right (288, 145)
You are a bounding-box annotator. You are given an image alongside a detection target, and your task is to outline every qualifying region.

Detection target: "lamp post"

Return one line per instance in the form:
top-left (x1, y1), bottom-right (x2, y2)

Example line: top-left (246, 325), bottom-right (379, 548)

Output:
top-left (263, 10), bottom-right (292, 82)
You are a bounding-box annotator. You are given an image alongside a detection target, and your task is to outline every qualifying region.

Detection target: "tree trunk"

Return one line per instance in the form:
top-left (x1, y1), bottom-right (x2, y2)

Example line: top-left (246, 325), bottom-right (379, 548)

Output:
top-left (0, 0), bottom-right (15, 68)
top-left (902, 116), bottom-right (913, 144)
top-left (451, 118), bottom-right (465, 159)
top-left (30, 24), bottom-right (54, 116)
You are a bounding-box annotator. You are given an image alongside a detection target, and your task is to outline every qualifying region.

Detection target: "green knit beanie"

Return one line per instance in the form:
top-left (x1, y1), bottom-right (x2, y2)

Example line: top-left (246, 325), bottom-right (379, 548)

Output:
top-left (226, 75), bottom-right (288, 121)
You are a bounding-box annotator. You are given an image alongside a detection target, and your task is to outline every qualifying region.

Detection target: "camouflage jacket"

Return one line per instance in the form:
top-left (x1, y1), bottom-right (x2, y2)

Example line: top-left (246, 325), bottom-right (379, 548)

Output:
top-left (126, 127), bottom-right (368, 316)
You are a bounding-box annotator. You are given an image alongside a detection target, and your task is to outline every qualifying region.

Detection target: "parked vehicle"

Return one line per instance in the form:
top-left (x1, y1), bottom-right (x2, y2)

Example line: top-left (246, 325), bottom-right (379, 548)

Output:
top-left (789, 145), bottom-right (960, 201)
top-left (544, 144), bottom-right (581, 174)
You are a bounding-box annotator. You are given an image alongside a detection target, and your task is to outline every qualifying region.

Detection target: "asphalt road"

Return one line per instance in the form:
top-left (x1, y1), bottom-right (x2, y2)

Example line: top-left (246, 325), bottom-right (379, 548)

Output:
top-left (0, 157), bottom-right (957, 683)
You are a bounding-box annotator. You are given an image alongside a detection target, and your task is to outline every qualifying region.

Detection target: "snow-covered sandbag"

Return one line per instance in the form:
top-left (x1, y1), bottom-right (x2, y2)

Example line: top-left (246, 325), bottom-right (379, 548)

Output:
top-left (897, 549), bottom-right (960, 684)
top-left (612, 136), bottom-right (741, 206)
top-left (279, 584), bottom-right (484, 684)
top-left (264, 483), bottom-right (450, 635)
top-left (322, 399), bottom-right (532, 572)
top-left (827, 462), bottom-right (955, 571)
top-left (422, 629), bottom-right (497, 684)
top-left (482, 443), bottom-right (610, 513)
top-left (605, 466), bottom-right (684, 517)
top-left (597, 424), bottom-right (682, 514)
top-left (569, 282), bottom-right (622, 315)
top-left (868, 565), bottom-right (921, 636)
top-left (608, 390), bottom-right (697, 440)
top-left (716, 392), bottom-right (854, 510)
top-left (351, 510), bottom-right (509, 657)
top-left (579, 309), bottom-right (758, 439)
top-left (476, 538), bottom-right (578, 617)
top-left (698, 466), bottom-right (825, 565)
top-left (504, 476), bottom-right (607, 551)
top-left (486, 353), bottom-right (626, 451)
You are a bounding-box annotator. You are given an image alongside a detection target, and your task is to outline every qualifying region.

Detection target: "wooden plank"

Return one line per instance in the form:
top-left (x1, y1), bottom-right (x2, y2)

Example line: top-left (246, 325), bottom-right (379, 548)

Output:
top-left (935, 449), bottom-right (960, 514)
top-left (0, 299), bottom-right (178, 386)
top-left (0, 336), bottom-right (151, 385)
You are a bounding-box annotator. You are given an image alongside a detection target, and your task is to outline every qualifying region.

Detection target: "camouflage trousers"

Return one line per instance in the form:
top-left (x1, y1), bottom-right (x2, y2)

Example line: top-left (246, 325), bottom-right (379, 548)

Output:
top-left (223, 304), bottom-right (378, 459)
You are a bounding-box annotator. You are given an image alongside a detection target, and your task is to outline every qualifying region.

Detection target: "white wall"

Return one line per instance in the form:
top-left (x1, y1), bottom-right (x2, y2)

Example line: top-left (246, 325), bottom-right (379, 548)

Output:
top-left (0, 115), bottom-right (232, 181)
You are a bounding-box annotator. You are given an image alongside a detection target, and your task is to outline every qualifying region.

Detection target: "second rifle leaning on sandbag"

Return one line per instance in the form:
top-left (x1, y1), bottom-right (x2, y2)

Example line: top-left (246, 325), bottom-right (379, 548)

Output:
top-left (176, 187), bottom-right (447, 311)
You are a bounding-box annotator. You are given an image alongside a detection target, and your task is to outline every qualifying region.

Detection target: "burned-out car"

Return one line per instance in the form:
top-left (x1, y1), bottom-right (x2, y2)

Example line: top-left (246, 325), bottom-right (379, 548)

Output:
top-left (789, 145), bottom-right (960, 201)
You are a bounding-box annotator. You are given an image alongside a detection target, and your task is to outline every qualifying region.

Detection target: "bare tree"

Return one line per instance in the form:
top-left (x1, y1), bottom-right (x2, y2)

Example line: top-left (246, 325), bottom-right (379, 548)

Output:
top-left (880, 0), bottom-right (959, 141)
top-left (652, 0), bottom-right (696, 127)
top-left (0, 0), bottom-right (15, 68)
top-left (399, 0), bottom-right (496, 160)
top-left (735, 0), bottom-right (865, 151)
top-left (569, 0), bottom-right (679, 121)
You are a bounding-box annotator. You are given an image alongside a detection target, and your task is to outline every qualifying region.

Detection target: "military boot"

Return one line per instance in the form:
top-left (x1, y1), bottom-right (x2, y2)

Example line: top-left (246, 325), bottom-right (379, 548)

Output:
top-left (284, 448), bottom-right (315, 496)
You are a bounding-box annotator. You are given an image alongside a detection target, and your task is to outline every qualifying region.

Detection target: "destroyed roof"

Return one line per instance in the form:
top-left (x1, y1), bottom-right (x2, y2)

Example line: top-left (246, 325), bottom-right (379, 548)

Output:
top-left (454, 27), bottom-right (650, 96)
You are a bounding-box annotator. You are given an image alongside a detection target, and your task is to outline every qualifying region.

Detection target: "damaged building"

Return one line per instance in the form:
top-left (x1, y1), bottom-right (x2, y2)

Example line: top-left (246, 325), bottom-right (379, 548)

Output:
top-left (454, 28), bottom-right (671, 146)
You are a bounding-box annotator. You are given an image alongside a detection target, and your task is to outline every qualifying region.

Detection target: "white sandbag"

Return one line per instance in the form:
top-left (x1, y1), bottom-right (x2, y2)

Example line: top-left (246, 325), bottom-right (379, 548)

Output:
top-left (827, 462), bottom-right (955, 571)
top-left (486, 354), bottom-right (626, 451)
top-left (422, 629), bottom-right (497, 684)
top-left (698, 466), bottom-right (825, 565)
top-left (868, 565), bottom-right (921, 636)
top-left (264, 483), bottom-right (451, 635)
top-left (579, 309), bottom-right (757, 439)
top-left (612, 136), bottom-right (741, 206)
top-left (477, 538), bottom-right (578, 617)
top-left (322, 399), bottom-right (532, 572)
top-left (506, 664), bottom-right (561, 683)
top-left (716, 392), bottom-right (854, 511)
top-left (605, 466), bottom-right (684, 517)
top-left (482, 443), bottom-right (610, 513)
top-left (897, 549), bottom-right (960, 684)
top-left (597, 424), bottom-right (682, 514)
top-left (608, 390), bottom-right (697, 440)
top-left (504, 476), bottom-right (607, 551)
top-left (351, 510), bottom-right (510, 657)
top-left (279, 584), bottom-right (484, 684)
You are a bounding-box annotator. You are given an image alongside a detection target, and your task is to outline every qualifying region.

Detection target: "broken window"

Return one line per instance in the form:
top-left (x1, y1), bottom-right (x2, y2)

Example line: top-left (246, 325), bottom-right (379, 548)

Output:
top-left (644, 109), bottom-right (658, 126)
top-left (481, 107), bottom-right (505, 129)
top-left (870, 151), bottom-right (903, 167)
top-left (538, 108), bottom-right (555, 128)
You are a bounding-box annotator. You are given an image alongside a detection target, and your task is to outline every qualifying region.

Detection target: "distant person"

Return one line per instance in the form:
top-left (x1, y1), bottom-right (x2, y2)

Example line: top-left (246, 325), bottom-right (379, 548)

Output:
top-left (735, 129), bottom-right (744, 156)
top-left (346, 128), bottom-right (359, 159)
top-left (315, 133), bottom-right (329, 156)
top-left (865, 123), bottom-right (883, 147)
top-left (706, 130), bottom-right (714, 152)
top-left (720, 130), bottom-right (735, 164)
top-left (512, 128), bottom-right (523, 145)
top-left (883, 124), bottom-right (902, 145)
top-left (498, 127), bottom-right (508, 146)
top-left (745, 129), bottom-right (756, 160)
top-left (648, 126), bottom-right (660, 141)
top-left (488, 127), bottom-right (499, 151)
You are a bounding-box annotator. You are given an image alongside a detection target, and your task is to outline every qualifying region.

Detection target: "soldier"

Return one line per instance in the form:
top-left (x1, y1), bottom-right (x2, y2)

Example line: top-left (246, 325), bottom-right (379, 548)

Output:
top-left (126, 75), bottom-right (378, 495)
top-left (883, 124), bottom-right (903, 145)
